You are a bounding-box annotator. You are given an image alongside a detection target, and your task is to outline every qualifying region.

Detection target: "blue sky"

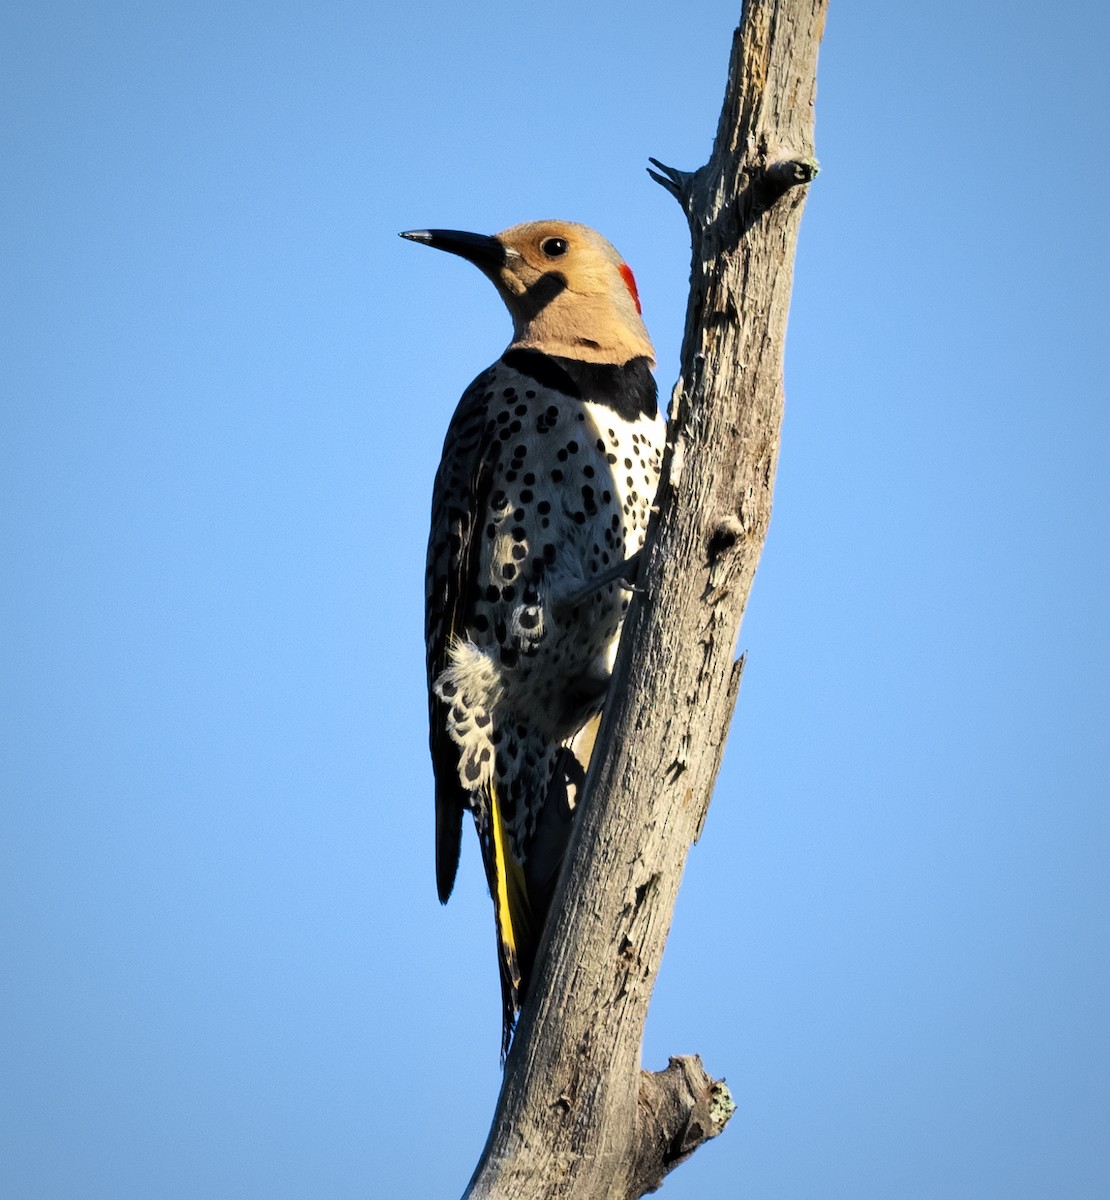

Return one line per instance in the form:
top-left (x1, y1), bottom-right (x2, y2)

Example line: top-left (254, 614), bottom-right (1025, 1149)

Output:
top-left (2, 2), bottom-right (1108, 1197)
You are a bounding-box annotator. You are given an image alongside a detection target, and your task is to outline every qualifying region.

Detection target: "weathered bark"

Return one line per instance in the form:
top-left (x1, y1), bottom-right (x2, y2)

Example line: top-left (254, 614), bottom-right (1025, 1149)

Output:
top-left (462, 3), bottom-right (825, 1196)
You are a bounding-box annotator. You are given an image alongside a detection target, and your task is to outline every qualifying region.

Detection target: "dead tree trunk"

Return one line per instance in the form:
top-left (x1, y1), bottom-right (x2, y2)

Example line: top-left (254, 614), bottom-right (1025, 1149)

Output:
top-left (462, 3), bottom-right (826, 1196)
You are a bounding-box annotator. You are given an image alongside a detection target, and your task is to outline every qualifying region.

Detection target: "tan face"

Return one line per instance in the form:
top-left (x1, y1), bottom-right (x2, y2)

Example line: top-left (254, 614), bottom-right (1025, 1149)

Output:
top-left (493, 220), bottom-right (637, 309)
top-left (490, 220), bottom-right (652, 365)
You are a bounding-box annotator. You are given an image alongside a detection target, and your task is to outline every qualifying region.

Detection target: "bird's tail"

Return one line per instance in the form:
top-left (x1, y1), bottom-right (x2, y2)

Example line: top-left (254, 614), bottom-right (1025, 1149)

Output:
top-left (482, 715), bottom-right (602, 1057)
top-left (481, 783), bottom-right (533, 1058)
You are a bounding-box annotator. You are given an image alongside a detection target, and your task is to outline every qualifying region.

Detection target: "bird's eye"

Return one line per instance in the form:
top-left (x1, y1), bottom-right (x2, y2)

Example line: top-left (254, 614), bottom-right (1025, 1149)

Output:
top-left (540, 237), bottom-right (568, 258)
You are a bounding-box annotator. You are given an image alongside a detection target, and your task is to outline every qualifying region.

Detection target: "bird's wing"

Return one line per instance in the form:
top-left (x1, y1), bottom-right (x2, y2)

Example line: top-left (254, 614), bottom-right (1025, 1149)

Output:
top-left (425, 365), bottom-right (498, 903)
top-left (426, 364), bottom-right (535, 1053)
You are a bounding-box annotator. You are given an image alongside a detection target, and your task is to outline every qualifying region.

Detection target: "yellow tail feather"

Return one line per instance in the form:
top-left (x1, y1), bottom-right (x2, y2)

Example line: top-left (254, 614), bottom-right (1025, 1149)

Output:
top-left (487, 785), bottom-right (533, 1052)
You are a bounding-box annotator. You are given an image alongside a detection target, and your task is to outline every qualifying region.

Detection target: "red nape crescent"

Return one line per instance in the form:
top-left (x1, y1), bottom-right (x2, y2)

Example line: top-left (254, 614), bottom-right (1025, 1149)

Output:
top-left (618, 263), bottom-right (642, 314)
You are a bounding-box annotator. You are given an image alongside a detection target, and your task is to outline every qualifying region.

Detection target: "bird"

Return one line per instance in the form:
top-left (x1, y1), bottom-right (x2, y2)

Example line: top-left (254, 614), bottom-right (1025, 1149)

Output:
top-left (402, 220), bottom-right (665, 1053)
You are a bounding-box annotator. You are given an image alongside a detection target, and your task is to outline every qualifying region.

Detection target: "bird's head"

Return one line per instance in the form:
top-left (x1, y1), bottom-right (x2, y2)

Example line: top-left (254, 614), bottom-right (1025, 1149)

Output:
top-left (400, 220), bottom-right (654, 367)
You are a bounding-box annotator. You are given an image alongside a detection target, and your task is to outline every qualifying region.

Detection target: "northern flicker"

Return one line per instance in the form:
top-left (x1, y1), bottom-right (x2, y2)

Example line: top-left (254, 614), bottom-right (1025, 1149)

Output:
top-left (402, 220), bottom-right (665, 1052)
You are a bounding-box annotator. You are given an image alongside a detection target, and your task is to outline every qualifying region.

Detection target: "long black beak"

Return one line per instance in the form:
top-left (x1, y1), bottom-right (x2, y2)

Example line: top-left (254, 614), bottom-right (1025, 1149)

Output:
top-left (399, 228), bottom-right (507, 270)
